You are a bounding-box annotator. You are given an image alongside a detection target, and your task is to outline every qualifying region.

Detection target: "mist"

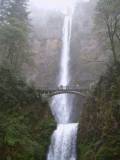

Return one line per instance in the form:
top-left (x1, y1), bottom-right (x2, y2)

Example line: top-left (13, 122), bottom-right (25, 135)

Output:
top-left (25, 0), bottom-right (106, 89)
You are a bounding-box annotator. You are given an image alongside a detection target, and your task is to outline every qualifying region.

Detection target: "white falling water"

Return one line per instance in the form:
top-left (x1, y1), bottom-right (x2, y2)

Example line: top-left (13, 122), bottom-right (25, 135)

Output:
top-left (47, 2), bottom-right (78, 160)
top-left (47, 124), bottom-right (78, 160)
top-left (50, 2), bottom-right (76, 124)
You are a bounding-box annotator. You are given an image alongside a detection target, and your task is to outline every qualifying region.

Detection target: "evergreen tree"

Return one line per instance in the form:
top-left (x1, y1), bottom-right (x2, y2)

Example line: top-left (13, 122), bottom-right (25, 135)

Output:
top-left (0, 0), bottom-right (11, 23)
top-left (0, 0), bottom-right (30, 71)
top-left (0, 2), bottom-right (55, 159)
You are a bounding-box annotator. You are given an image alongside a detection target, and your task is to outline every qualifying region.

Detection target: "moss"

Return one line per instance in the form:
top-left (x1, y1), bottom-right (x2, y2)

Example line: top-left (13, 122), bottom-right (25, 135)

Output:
top-left (77, 142), bottom-right (95, 160)
top-left (78, 63), bottom-right (120, 160)
top-left (0, 105), bottom-right (56, 160)
top-left (83, 150), bottom-right (96, 160)
top-left (0, 66), bottom-right (56, 159)
top-left (77, 138), bottom-right (120, 160)
top-left (35, 118), bottom-right (56, 160)
top-left (96, 145), bottom-right (120, 160)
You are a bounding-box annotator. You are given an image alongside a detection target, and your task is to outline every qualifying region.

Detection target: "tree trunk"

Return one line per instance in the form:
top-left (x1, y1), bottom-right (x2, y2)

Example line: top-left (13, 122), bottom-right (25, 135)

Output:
top-left (110, 37), bottom-right (117, 64)
top-left (106, 22), bottom-right (117, 64)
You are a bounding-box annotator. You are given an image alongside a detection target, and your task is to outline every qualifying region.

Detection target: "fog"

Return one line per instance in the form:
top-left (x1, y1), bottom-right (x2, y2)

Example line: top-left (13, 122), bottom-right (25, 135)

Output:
top-left (23, 0), bottom-right (107, 123)
top-left (29, 0), bottom-right (90, 13)
top-left (25, 0), bottom-right (107, 90)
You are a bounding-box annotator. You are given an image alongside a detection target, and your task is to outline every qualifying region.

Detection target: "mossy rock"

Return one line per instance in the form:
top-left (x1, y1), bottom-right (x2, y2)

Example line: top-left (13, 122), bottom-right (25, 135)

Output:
top-left (96, 146), bottom-right (120, 160)
top-left (83, 150), bottom-right (96, 160)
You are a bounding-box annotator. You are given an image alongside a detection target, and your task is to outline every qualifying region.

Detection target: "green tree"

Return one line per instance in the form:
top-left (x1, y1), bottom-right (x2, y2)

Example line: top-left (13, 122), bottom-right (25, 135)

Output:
top-left (0, 0), bottom-right (30, 71)
top-left (78, 63), bottom-right (120, 160)
top-left (0, 1), bottom-right (55, 159)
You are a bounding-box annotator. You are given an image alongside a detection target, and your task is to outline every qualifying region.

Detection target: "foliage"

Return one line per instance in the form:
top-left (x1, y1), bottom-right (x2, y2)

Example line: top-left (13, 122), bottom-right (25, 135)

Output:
top-left (0, 65), bottom-right (55, 160)
top-left (78, 1), bottom-right (120, 159)
top-left (0, 0), bottom-right (30, 70)
top-left (78, 63), bottom-right (120, 160)
top-left (0, 66), bottom-right (36, 109)
top-left (0, 1), bottom-right (55, 159)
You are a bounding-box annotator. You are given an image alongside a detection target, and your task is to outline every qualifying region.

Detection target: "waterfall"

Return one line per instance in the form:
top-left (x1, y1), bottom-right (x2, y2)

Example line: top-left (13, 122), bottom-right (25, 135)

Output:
top-left (47, 2), bottom-right (78, 160)
top-left (47, 124), bottom-right (78, 160)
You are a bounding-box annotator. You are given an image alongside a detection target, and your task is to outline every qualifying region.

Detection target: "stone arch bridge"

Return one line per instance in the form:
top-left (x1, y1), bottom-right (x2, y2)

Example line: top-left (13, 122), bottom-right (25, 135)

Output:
top-left (37, 86), bottom-right (88, 98)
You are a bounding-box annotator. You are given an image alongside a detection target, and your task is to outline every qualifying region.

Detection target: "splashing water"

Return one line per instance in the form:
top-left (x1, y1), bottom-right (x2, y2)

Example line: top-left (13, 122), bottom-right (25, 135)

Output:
top-left (47, 124), bottom-right (78, 160)
top-left (47, 2), bottom-right (78, 160)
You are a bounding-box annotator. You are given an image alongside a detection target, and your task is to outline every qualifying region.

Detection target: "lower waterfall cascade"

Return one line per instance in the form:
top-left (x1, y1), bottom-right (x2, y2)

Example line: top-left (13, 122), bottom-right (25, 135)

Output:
top-left (47, 124), bottom-right (78, 160)
top-left (47, 2), bottom-right (79, 160)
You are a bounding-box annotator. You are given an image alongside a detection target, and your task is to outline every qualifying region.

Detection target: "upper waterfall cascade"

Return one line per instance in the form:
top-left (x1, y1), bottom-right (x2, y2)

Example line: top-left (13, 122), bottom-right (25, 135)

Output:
top-left (47, 2), bottom-right (78, 160)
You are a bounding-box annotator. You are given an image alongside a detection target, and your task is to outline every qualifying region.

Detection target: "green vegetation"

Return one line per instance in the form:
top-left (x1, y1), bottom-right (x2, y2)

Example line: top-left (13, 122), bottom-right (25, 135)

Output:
top-left (0, 0), bottom-right (30, 71)
top-left (78, 63), bottom-right (120, 160)
top-left (78, 1), bottom-right (120, 159)
top-left (0, 67), bottom-right (55, 159)
top-left (0, 0), bottom-right (120, 159)
top-left (0, 0), bottom-right (55, 159)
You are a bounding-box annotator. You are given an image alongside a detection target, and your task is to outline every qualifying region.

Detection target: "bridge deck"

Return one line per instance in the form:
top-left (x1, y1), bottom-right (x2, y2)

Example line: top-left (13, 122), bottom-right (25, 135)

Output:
top-left (37, 87), bottom-right (88, 97)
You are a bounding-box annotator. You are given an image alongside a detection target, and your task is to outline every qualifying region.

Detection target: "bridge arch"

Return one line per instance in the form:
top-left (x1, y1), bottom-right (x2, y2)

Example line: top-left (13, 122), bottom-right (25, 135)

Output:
top-left (44, 91), bottom-right (86, 97)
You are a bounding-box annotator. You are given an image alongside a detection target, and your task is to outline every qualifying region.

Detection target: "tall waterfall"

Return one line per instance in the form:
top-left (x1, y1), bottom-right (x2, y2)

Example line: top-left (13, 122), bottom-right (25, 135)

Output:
top-left (47, 2), bottom-right (78, 160)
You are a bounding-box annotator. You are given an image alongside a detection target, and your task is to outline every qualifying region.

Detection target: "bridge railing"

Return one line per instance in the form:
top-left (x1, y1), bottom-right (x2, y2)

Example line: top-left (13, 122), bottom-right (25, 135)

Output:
top-left (38, 85), bottom-right (87, 92)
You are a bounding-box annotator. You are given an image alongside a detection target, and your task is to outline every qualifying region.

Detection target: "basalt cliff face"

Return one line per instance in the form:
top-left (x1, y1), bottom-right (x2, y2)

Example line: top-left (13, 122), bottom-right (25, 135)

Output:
top-left (70, 1), bottom-right (109, 88)
top-left (25, 10), bottom-right (63, 87)
top-left (23, 1), bottom-right (109, 121)
top-left (27, 1), bottom-right (108, 90)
